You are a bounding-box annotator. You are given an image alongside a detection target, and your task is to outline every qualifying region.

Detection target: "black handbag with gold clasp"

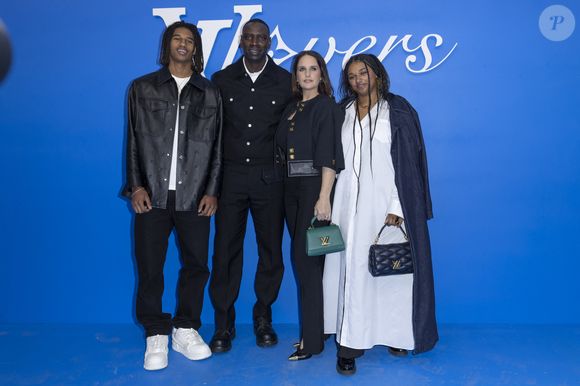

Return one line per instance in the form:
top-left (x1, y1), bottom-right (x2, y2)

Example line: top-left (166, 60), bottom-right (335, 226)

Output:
top-left (306, 217), bottom-right (345, 256)
top-left (368, 223), bottom-right (413, 277)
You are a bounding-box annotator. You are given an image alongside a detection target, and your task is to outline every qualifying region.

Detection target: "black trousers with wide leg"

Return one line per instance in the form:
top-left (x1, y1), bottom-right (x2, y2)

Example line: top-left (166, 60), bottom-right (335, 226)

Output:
top-left (134, 191), bottom-right (210, 337)
top-left (338, 345), bottom-right (365, 359)
top-left (209, 164), bottom-right (285, 331)
top-left (284, 174), bottom-right (326, 355)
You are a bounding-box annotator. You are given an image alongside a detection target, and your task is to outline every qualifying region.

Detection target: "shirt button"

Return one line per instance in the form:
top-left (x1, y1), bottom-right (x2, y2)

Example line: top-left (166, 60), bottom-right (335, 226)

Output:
top-left (272, 100), bottom-right (276, 104)
top-left (166, 153), bottom-right (170, 157)
top-left (179, 155), bottom-right (183, 160)
top-left (180, 130), bottom-right (184, 134)
top-left (229, 97), bottom-right (234, 102)
top-left (178, 181), bottom-right (182, 184)
top-left (180, 105), bottom-right (185, 110)
top-left (251, 88), bottom-right (255, 92)
top-left (245, 158), bottom-right (250, 163)
top-left (163, 178), bottom-right (168, 182)
top-left (172, 103), bottom-right (176, 107)
top-left (248, 123), bottom-right (252, 128)
top-left (249, 106), bottom-right (253, 110)
top-left (246, 141), bottom-right (251, 146)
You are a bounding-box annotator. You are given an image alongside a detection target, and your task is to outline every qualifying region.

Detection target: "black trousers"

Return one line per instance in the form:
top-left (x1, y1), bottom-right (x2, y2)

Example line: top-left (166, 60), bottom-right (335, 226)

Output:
top-left (134, 191), bottom-right (210, 337)
top-left (338, 345), bottom-right (365, 359)
top-left (209, 165), bottom-right (285, 331)
top-left (285, 175), bottom-right (325, 355)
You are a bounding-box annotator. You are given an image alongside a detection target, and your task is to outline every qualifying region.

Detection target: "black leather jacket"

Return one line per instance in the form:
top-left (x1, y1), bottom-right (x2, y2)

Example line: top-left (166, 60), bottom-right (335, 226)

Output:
top-left (123, 67), bottom-right (223, 211)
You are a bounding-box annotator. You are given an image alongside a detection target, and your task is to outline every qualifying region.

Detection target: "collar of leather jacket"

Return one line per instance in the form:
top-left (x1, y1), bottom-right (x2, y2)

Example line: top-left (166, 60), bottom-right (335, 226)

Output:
top-left (154, 66), bottom-right (208, 91)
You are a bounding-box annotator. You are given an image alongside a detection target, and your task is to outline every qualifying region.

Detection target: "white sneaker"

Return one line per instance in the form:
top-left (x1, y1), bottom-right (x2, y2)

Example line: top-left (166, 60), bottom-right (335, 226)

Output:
top-left (172, 328), bottom-right (212, 360)
top-left (144, 335), bottom-right (169, 371)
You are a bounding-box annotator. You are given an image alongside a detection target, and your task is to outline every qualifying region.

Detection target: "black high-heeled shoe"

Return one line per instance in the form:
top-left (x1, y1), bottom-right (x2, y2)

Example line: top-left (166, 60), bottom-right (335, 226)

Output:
top-left (293, 334), bottom-right (331, 348)
top-left (288, 349), bottom-right (312, 361)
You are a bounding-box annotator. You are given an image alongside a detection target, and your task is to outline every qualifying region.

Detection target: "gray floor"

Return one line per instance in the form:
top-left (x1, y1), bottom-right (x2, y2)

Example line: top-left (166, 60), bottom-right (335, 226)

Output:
top-left (0, 324), bottom-right (578, 385)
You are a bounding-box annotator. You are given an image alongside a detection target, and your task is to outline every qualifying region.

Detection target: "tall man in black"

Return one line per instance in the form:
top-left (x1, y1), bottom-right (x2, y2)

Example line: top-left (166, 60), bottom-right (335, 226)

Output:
top-left (123, 21), bottom-right (223, 370)
top-left (209, 19), bottom-right (292, 352)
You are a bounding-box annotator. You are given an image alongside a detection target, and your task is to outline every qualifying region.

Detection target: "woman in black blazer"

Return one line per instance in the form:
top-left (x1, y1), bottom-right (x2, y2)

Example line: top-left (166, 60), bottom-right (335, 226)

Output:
top-left (275, 50), bottom-right (344, 360)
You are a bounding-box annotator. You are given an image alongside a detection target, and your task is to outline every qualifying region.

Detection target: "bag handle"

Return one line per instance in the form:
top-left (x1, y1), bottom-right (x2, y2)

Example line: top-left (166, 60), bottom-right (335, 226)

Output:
top-left (373, 222), bottom-right (408, 244)
top-left (309, 216), bottom-right (332, 229)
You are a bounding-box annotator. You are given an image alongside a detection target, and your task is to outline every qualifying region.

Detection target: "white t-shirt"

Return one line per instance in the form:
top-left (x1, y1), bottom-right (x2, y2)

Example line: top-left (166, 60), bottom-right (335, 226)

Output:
top-left (243, 56), bottom-right (268, 83)
top-left (168, 75), bottom-right (190, 190)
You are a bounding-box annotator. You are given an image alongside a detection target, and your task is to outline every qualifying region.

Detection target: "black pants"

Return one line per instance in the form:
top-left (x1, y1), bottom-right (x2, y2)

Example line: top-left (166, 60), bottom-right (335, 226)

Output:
top-left (285, 175), bottom-right (325, 355)
top-left (209, 165), bottom-right (285, 331)
top-left (134, 191), bottom-right (210, 337)
top-left (338, 345), bottom-right (365, 359)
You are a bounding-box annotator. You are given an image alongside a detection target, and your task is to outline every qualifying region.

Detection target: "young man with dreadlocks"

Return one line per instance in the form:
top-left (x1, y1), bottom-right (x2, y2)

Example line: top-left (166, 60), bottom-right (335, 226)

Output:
top-left (122, 21), bottom-right (223, 370)
top-left (322, 54), bottom-right (437, 375)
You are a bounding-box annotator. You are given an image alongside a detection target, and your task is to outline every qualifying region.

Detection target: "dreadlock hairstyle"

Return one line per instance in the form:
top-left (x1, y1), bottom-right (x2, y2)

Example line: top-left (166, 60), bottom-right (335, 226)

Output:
top-left (339, 54), bottom-right (391, 210)
top-left (159, 21), bottom-right (204, 74)
top-left (339, 54), bottom-right (390, 103)
top-left (290, 51), bottom-right (334, 100)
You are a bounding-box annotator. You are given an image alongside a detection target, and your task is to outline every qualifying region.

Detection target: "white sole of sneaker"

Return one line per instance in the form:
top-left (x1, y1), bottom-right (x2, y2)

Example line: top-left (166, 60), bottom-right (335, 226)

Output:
top-left (172, 342), bottom-right (212, 361)
top-left (143, 358), bottom-right (168, 371)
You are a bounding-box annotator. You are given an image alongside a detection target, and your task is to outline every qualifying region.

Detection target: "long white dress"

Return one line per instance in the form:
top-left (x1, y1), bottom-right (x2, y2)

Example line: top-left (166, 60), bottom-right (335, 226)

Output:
top-left (323, 101), bottom-right (415, 350)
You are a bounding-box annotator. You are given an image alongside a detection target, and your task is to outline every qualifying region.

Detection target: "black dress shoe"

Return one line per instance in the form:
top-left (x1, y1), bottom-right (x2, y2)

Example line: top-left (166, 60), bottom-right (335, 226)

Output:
top-left (254, 318), bottom-right (278, 347)
top-left (209, 328), bottom-right (235, 353)
top-left (288, 349), bottom-right (312, 361)
top-left (336, 357), bottom-right (356, 375)
top-left (387, 346), bottom-right (408, 357)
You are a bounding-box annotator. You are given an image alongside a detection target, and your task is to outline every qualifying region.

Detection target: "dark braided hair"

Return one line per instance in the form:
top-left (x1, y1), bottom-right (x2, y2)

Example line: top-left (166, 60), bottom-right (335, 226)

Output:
top-left (159, 21), bottom-right (204, 74)
top-left (339, 54), bottom-right (390, 103)
top-left (339, 54), bottom-right (391, 210)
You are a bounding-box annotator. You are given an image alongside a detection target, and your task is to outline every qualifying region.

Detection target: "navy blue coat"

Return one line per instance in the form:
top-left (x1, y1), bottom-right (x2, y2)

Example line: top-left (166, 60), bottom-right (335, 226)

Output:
top-left (386, 93), bottom-right (438, 354)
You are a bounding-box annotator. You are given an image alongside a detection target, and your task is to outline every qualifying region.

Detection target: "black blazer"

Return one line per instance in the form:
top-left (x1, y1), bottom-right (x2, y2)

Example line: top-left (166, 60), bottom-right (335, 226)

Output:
top-left (276, 94), bottom-right (345, 173)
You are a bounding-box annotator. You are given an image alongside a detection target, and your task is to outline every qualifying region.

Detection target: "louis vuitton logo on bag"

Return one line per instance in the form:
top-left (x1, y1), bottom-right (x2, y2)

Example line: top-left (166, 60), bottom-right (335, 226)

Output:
top-left (306, 217), bottom-right (345, 256)
top-left (391, 260), bottom-right (402, 270)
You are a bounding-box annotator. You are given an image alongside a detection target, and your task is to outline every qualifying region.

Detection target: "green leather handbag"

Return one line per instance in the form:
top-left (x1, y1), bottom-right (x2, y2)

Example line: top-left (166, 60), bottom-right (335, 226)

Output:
top-left (306, 217), bottom-right (345, 256)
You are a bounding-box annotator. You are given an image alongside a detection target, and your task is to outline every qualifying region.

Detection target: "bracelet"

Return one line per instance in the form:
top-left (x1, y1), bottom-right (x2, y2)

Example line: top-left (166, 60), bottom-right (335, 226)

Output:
top-left (131, 187), bottom-right (145, 197)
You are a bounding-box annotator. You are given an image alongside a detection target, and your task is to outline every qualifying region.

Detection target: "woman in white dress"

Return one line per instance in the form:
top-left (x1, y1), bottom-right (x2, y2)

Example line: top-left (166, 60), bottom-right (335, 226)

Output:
top-left (323, 54), bottom-right (438, 375)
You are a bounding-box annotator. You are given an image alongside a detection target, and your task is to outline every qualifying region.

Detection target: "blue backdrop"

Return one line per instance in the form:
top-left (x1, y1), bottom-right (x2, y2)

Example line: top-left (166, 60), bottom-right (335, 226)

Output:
top-left (0, 1), bottom-right (578, 325)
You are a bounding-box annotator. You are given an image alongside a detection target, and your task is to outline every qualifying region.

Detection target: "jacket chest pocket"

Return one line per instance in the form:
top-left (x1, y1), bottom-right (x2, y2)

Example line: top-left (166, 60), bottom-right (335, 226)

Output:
top-left (373, 118), bottom-right (392, 144)
top-left (261, 91), bottom-right (286, 117)
top-left (188, 106), bottom-right (217, 142)
top-left (138, 98), bottom-right (169, 136)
